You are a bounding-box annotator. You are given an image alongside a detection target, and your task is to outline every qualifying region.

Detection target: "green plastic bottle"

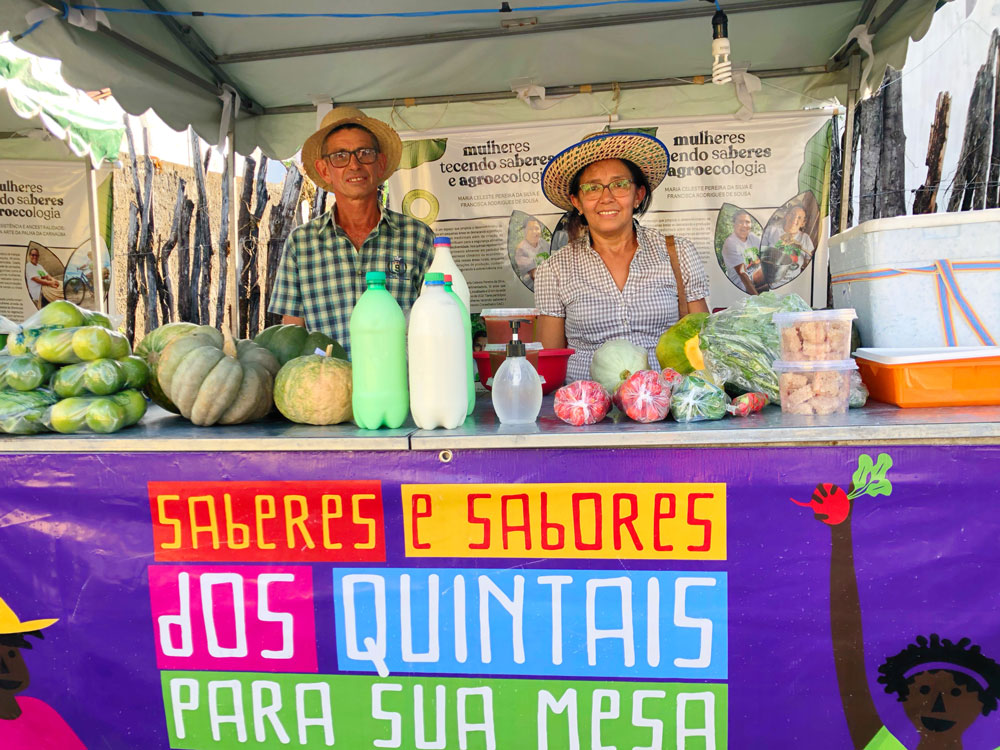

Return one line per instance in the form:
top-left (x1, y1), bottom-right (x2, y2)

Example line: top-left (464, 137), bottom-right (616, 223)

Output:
top-left (349, 271), bottom-right (409, 429)
top-left (444, 274), bottom-right (476, 416)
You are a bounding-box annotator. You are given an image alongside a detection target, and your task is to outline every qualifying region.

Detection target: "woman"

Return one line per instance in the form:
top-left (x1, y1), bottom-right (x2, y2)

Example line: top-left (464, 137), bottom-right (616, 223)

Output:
top-left (762, 205), bottom-right (815, 259)
top-left (535, 131), bottom-right (710, 383)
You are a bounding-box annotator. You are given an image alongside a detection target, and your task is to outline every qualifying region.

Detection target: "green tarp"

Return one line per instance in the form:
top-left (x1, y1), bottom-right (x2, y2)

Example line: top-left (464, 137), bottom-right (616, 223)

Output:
top-left (0, 32), bottom-right (124, 165)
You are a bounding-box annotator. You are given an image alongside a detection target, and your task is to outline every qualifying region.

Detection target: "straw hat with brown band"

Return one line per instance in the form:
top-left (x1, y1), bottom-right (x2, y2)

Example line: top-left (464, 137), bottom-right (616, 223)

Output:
top-left (540, 131), bottom-right (690, 315)
top-left (301, 106), bottom-right (403, 192)
top-left (540, 130), bottom-right (671, 213)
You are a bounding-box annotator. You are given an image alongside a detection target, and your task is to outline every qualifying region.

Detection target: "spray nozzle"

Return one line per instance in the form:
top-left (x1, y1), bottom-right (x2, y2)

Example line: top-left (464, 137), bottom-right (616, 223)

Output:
top-left (506, 319), bottom-right (528, 357)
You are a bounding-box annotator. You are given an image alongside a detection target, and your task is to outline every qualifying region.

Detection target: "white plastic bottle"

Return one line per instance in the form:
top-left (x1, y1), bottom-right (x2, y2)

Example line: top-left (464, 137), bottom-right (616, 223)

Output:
top-left (491, 321), bottom-right (542, 424)
top-left (426, 236), bottom-right (471, 314)
top-left (408, 272), bottom-right (468, 429)
top-left (443, 274), bottom-right (475, 416)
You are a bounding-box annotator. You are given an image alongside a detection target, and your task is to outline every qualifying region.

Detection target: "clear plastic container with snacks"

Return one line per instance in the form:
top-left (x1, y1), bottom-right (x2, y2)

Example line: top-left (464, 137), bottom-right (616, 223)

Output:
top-left (774, 359), bottom-right (858, 415)
top-left (773, 309), bottom-right (856, 361)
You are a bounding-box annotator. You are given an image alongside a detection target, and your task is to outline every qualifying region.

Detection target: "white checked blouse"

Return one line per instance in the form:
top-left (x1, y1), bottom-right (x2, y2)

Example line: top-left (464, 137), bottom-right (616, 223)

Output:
top-left (534, 224), bottom-right (710, 383)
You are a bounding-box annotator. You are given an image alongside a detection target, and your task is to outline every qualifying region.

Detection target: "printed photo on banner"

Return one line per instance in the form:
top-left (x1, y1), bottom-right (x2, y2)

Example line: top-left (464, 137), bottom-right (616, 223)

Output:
top-left (714, 204), bottom-right (765, 295)
top-left (507, 211), bottom-right (551, 291)
top-left (388, 112), bottom-right (834, 312)
top-left (0, 160), bottom-right (112, 322)
top-left (757, 191), bottom-right (820, 291)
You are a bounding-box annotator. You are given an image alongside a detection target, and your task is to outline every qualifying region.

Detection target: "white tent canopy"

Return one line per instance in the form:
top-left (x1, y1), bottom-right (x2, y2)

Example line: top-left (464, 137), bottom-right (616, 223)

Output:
top-left (1, 0), bottom-right (945, 159)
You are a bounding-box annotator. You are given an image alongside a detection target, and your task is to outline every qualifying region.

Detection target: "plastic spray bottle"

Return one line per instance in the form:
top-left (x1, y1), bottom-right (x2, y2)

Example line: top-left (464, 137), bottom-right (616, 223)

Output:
top-left (491, 319), bottom-right (542, 424)
top-left (349, 271), bottom-right (409, 429)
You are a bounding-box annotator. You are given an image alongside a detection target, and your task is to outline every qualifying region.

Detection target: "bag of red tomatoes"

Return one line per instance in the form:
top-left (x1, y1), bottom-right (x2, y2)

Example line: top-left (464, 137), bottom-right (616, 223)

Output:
top-left (553, 380), bottom-right (611, 426)
top-left (615, 368), bottom-right (682, 423)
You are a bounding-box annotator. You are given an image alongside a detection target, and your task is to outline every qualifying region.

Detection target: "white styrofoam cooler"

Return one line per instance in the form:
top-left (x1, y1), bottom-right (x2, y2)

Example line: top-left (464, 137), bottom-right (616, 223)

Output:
top-left (828, 210), bottom-right (1000, 348)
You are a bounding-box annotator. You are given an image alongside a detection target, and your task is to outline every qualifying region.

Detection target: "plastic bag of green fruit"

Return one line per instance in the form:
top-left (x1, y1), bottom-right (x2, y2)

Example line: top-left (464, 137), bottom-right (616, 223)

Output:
top-left (51, 356), bottom-right (149, 398)
top-left (1, 301), bottom-right (117, 355)
top-left (44, 390), bottom-right (148, 434)
top-left (0, 388), bottom-right (58, 434)
top-left (34, 326), bottom-right (130, 364)
top-left (0, 354), bottom-right (56, 391)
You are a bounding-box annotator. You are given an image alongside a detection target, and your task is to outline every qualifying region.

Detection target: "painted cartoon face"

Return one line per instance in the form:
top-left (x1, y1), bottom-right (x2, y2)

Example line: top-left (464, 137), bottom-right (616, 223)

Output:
top-left (733, 213), bottom-right (752, 241)
top-left (902, 670), bottom-right (983, 737)
top-left (0, 646), bottom-right (29, 695)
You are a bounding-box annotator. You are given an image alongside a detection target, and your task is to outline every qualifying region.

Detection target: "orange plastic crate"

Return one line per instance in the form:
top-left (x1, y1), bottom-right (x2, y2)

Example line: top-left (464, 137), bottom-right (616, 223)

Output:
top-left (855, 351), bottom-right (1000, 408)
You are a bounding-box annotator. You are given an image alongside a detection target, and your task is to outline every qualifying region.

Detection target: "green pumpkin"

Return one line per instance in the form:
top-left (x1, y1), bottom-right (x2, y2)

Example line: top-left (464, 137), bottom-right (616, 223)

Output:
top-left (135, 322), bottom-right (207, 412)
top-left (254, 324), bottom-right (346, 366)
top-left (273, 348), bottom-right (352, 425)
top-left (157, 331), bottom-right (280, 426)
top-left (656, 313), bottom-right (709, 374)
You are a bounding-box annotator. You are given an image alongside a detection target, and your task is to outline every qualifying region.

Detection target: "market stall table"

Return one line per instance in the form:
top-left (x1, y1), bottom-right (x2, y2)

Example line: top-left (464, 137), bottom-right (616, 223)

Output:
top-left (2, 398), bottom-right (1000, 749)
top-left (4, 397), bottom-right (1000, 451)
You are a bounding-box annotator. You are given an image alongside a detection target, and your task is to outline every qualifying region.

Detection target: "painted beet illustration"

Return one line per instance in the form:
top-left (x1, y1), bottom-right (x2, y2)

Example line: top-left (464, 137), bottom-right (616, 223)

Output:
top-left (790, 452), bottom-right (893, 525)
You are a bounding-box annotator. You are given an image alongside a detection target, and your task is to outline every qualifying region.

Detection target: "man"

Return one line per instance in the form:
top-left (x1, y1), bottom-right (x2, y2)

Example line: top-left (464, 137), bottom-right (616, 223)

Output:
top-left (25, 245), bottom-right (58, 310)
top-left (269, 107), bottom-right (435, 356)
top-left (720, 210), bottom-right (759, 295)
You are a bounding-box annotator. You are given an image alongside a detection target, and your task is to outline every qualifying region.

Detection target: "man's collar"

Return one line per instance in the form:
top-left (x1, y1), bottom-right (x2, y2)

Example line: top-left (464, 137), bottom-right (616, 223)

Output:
top-left (380, 204), bottom-right (399, 231)
top-left (324, 201), bottom-right (396, 232)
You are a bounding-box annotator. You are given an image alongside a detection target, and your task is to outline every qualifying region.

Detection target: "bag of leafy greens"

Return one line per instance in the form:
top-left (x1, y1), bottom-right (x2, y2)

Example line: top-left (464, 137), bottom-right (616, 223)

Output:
top-left (699, 292), bottom-right (811, 401)
top-left (670, 375), bottom-right (729, 423)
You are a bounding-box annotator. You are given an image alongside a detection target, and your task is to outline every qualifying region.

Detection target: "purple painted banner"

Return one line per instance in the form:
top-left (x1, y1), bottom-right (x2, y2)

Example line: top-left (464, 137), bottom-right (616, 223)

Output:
top-left (1, 446), bottom-right (999, 749)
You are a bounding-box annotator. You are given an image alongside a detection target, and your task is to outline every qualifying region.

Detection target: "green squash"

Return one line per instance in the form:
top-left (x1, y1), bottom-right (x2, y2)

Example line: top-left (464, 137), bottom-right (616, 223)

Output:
top-left (656, 313), bottom-right (709, 374)
top-left (3, 355), bottom-right (56, 391)
top-left (254, 324), bottom-right (346, 366)
top-left (158, 331), bottom-right (280, 426)
top-left (135, 322), bottom-right (207, 412)
top-left (273, 347), bottom-right (353, 425)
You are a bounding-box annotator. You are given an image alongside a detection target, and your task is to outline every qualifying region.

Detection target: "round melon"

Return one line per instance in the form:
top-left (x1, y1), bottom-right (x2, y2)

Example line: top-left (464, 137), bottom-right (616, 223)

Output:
top-left (254, 324), bottom-right (347, 366)
top-left (273, 350), bottom-right (352, 425)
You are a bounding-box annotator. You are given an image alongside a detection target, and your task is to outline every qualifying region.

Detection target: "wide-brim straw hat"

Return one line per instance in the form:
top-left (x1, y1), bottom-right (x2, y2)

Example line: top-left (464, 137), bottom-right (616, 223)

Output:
top-left (541, 131), bottom-right (671, 212)
top-left (302, 106), bottom-right (403, 192)
top-left (0, 595), bottom-right (57, 635)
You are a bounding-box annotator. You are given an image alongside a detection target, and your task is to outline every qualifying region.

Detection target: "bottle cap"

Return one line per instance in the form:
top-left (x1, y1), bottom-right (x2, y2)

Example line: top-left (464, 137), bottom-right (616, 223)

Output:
top-left (434, 236), bottom-right (451, 246)
top-left (366, 271), bottom-right (386, 284)
top-left (424, 272), bottom-right (445, 284)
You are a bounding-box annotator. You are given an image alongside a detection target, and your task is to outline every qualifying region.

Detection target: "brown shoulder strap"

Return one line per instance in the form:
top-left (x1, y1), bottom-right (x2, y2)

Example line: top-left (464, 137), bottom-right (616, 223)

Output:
top-left (664, 235), bottom-right (689, 318)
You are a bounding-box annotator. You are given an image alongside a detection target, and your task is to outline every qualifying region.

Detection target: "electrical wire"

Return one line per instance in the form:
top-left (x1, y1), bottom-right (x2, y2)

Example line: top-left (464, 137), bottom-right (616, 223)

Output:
top-left (70, 0), bottom-right (690, 20)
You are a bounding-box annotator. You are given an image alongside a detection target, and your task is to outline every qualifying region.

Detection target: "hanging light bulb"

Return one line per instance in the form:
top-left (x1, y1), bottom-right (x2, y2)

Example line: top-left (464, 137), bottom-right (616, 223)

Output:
top-left (711, 7), bottom-right (732, 85)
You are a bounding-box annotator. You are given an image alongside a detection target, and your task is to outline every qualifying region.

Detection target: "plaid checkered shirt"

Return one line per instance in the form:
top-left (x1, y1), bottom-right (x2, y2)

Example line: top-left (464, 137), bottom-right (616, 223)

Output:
top-left (534, 224), bottom-right (710, 382)
top-left (268, 206), bottom-right (435, 357)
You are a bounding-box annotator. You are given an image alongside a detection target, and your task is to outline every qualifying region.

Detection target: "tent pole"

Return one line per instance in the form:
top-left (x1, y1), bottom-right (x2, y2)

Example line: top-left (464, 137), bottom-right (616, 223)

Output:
top-left (86, 161), bottom-right (107, 314)
top-left (839, 54), bottom-right (862, 235)
top-left (227, 122), bottom-right (239, 337)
